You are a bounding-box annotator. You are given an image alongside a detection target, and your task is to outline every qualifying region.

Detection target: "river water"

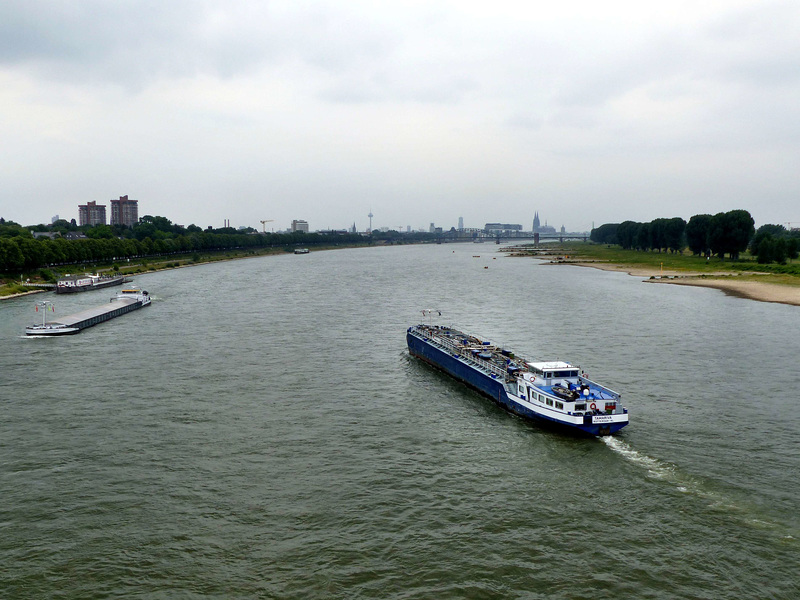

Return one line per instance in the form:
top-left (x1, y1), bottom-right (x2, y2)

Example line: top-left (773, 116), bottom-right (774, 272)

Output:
top-left (1, 243), bottom-right (798, 599)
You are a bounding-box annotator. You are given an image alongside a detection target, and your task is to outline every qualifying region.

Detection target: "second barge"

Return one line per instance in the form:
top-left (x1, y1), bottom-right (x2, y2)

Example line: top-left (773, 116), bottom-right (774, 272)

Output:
top-left (56, 273), bottom-right (131, 294)
top-left (26, 288), bottom-right (151, 336)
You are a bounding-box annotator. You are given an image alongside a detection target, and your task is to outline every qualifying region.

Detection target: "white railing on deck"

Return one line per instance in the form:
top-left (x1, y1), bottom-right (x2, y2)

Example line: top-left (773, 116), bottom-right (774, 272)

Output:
top-left (577, 377), bottom-right (620, 400)
top-left (414, 327), bottom-right (511, 379)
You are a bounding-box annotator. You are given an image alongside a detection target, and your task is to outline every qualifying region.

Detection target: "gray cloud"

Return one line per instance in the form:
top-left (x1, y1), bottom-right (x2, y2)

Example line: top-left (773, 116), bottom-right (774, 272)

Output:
top-left (1, 1), bottom-right (799, 230)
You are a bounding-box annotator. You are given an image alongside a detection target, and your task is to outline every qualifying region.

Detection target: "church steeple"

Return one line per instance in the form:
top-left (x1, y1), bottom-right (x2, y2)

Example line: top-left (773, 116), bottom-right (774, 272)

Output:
top-left (533, 211), bottom-right (540, 232)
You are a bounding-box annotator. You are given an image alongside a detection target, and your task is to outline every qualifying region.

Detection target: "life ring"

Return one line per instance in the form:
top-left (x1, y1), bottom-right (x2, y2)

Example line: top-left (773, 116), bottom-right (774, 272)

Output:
top-left (589, 403), bottom-right (597, 410)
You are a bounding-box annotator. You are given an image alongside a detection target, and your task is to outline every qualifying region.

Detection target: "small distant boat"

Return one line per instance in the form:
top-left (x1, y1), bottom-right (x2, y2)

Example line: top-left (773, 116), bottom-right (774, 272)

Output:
top-left (56, 273), bottom-right (130, 294)
top-left (294, 248), bottom-right (310, 254)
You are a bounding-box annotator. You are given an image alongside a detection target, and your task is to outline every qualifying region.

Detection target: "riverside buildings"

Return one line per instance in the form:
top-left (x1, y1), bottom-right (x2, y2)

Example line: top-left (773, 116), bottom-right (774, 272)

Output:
top-left (110, 195), bottom-right (139, 227)
top-left (77, 195), bottom-right (139, 227)
top-left (78, 201), bottom-right (106, 226)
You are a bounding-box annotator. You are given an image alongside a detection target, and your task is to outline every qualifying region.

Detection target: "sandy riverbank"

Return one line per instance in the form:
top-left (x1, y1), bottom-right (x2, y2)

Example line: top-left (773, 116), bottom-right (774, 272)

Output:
top-left (0, 289), bottom-right (46, 301)
top-left (646, 277), bottom-right (800, 306)
top-left (560, 261), bottom-right (800, 307)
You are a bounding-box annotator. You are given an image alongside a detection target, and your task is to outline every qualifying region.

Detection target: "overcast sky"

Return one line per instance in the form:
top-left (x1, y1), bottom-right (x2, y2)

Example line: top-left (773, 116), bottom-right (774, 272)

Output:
top-left (1, 0), bottom-right (798, 232)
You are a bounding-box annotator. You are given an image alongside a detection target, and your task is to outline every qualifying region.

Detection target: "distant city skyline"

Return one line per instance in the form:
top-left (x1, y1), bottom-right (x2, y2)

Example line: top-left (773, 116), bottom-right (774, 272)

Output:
top-left (10, 198), bottom-right (588, 234)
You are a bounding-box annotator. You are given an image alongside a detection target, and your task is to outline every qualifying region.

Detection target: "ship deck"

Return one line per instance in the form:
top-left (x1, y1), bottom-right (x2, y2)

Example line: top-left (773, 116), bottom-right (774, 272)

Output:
top-left (59, 297), bottom-right (139, 327)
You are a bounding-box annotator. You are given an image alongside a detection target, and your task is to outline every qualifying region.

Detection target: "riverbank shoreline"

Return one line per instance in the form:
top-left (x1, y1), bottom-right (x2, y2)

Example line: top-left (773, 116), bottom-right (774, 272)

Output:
top-left (0, 289), bottom-right (46, 301)
top-left (559, 260), bottom-right (800, 306)
top-left (0, 243), bottom-right (372, 301)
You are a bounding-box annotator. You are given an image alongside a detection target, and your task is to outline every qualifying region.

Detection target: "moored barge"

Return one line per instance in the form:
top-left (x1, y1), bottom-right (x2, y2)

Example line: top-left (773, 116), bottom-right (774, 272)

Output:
top-left (56, 273), bottom-right (130, 294)
top-left (407, 321), bottom-right (629, 436)
top-left (26, 288), bottom-right (151, 336)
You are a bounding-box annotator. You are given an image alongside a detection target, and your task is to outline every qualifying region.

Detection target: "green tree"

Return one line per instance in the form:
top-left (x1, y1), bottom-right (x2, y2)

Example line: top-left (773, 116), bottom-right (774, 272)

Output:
top-left (636, 222), bottom-right (651, 251)
top-left (756, 223), bottom-right (786, 238)
top-left (85, 225), bottom-right (114, 239)
top-left (0, 238), bottom-right (24, 270)
top-left (708, 210), bottom-right (754, 259)
top-left (616, 221), bottom-right (639, 250)
top-left (773, 238), bottom-right (788, 264)
top-left (685, 214), bottom-right (713, 255)
top-left (590, 223), bottom-right (619, 244)
top-left (133, 222), bottom-right (157, 241)
top-left (664, 217), bottom-right (686, 253)
top-left (649, 218), bottom-right (667, 252)
top-left (755, 235), bottom-right (774, 263)
top-left (138, 215), bottom-right (175, 234)
top-left (787, 238), bottom-right (799, 260)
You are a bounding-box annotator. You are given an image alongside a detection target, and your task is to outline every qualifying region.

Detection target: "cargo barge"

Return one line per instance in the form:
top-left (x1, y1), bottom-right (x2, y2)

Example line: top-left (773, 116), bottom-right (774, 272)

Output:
top-left (26, 288), bottom-right (151, 336)
top-left (407, 318), bottom-right (629, 436)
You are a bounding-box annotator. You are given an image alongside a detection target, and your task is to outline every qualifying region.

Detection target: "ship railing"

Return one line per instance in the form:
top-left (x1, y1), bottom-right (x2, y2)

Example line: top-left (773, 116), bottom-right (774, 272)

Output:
top-left (578, 376), bottom-right (620, 400)
top-left (420, 329), bottom-right (510, 379)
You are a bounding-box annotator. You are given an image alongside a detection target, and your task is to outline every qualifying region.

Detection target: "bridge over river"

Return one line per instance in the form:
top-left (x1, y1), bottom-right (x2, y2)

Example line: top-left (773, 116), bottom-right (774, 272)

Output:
top-left (453, 232), bottom-right (589, 243)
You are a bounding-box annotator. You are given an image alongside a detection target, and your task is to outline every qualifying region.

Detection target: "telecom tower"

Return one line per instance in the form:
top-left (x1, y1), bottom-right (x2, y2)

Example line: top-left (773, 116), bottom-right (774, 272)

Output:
top-left (368, 209), bottom-right (373, 232)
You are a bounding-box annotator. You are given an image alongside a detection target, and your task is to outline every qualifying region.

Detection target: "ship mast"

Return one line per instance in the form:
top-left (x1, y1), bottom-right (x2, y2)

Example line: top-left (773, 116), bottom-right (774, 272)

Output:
top-left (35, 301), bottom-right (54, 328)
top-left (421, 309), bottom-right (441, 327)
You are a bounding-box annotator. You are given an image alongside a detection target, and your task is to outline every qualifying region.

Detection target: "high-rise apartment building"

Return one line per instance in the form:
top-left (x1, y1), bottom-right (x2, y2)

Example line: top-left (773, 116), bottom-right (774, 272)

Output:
top-left (110, 195), bottom-right (139, 227)
top-left (78, 201), bottom-right (107, 226)
top-left (291, 219), bottom-right (309, 233)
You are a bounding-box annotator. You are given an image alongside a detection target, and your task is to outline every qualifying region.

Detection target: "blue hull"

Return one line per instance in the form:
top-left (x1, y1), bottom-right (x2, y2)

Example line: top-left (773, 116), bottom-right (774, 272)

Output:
top-left (407, 331), bottom-right (626, 436)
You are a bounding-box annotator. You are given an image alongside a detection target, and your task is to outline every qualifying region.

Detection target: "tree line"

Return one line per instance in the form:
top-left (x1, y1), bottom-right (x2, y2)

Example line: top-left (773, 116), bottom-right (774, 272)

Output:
top-left (591, 210), bottom-right (798, 263)
top-left (0, 216), bottom-right (366, 273)
top-left (590, 217), bottom-right (688, 253)
top-left (749, 224), bottom-right (799, 264)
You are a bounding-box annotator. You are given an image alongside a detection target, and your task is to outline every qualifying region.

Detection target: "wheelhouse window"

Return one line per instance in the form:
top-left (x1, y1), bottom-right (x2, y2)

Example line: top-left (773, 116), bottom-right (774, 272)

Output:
top-left (553, 370), bottom-right (579, 378)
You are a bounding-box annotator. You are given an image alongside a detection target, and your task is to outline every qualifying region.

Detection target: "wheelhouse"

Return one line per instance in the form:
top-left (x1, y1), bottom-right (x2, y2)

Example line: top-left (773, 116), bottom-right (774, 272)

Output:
top-left (526, 361), bottom-right (580, 385)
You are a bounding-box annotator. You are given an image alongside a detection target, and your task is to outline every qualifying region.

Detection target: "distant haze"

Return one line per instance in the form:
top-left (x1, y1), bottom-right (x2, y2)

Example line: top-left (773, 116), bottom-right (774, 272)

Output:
top-left (1, 1), bottom-right (798, 231)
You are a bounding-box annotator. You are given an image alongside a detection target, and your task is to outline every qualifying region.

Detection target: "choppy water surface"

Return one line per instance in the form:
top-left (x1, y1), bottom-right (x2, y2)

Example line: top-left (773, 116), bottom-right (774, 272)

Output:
top-left (1, 244), bottom-right (798, 599)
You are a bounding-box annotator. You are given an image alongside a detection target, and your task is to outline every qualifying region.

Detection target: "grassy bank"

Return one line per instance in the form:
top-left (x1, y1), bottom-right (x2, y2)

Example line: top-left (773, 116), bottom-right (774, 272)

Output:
top-left (541, 242), bottom-right (800, 282)
top-left (0, 243), bottom-right (371, 298)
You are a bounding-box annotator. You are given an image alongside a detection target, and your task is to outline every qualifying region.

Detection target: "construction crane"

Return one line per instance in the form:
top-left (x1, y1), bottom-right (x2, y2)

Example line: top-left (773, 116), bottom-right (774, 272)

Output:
top-left (260, 219), bottom-right (274, 233)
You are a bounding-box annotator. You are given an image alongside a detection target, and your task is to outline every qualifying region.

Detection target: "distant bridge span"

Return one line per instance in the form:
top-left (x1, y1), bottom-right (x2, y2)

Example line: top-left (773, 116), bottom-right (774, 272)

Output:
top-left (437, 231), bottom-right (590, 243)
top-left (487, 232), bottom-right (589, 242)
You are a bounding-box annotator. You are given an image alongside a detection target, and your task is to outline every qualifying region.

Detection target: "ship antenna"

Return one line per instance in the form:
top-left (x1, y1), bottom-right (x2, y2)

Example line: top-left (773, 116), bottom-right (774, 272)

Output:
top-left (421, 309), bottom-right (441, 327)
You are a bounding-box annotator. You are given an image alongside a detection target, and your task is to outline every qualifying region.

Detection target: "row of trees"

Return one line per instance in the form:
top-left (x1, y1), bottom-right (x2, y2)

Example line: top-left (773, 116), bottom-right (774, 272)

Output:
top-left (0, 217), bottom-right (366, 272)
top-left (683, 210), bottom-right (755, 259)
top-left (590, 217), bottom-right (687, 253)
top-left (591, 210), bottom-right (758, 260)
